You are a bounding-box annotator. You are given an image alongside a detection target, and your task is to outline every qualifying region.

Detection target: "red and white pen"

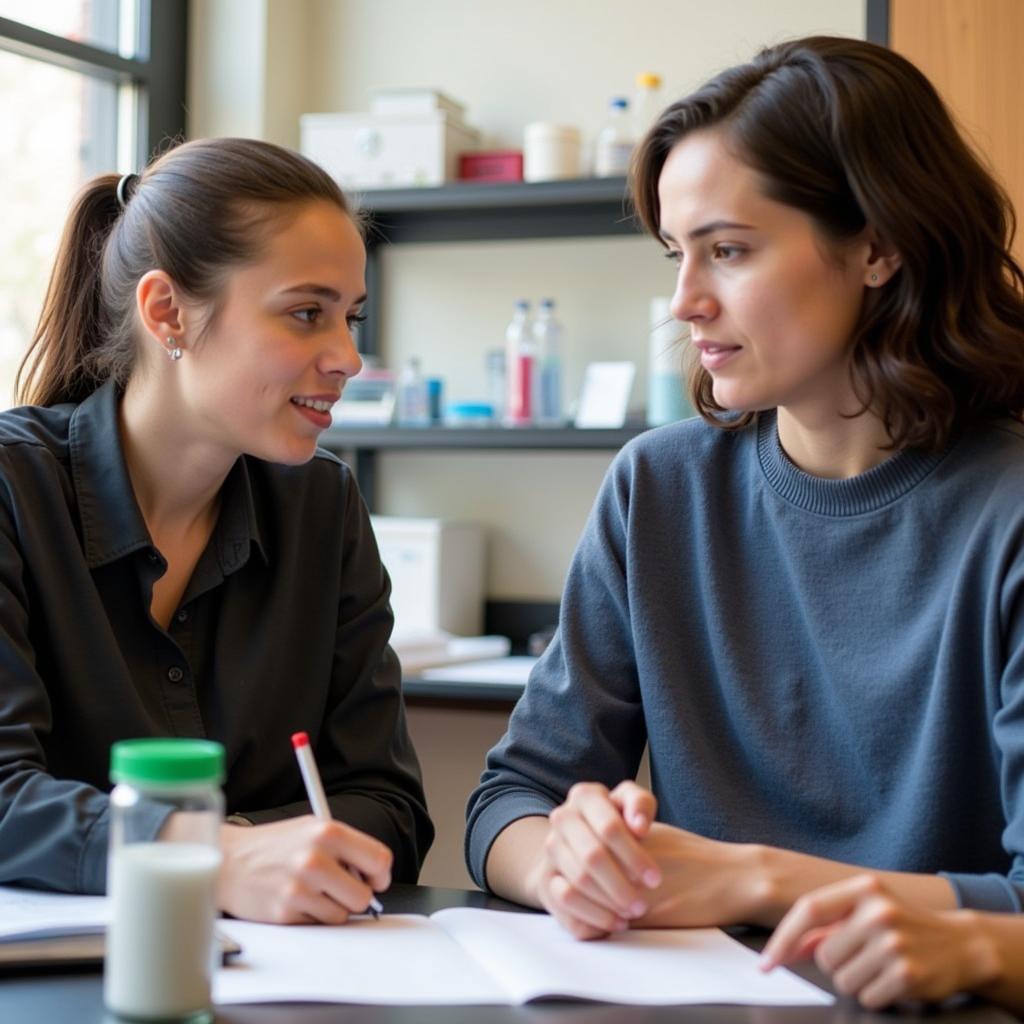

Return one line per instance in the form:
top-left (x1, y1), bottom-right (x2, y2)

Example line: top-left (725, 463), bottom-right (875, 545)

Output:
top-left (291, 731), bottom-right (383, 918)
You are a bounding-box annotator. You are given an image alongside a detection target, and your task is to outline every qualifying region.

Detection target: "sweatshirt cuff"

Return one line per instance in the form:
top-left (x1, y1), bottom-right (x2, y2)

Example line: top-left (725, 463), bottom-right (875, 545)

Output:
top-left (940, 871), bottom-right (1024, 913)
top-left (465, 793), bottom-right (556, 891)
top-left (79, 797), bottom-right (174, 895)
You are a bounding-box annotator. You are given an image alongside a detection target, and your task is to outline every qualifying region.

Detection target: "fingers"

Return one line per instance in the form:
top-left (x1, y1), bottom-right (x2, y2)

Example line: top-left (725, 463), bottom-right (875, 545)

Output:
top-left (539, 782), bottom-right (664, 940)
top-left (218, 815), bottom-right (394, 924)
top-left (609, 780), bottom-right (658, 840)
top-left (761, 874), bottom-right (881, 970)
top-left (567, 782), bottom-right (662, 890)
top-left (541, 873), bottom-right (627, 939)
top-left (546, 808), bottom-right (646, 920)
top-left (317, 818), bottom-right (393, 891)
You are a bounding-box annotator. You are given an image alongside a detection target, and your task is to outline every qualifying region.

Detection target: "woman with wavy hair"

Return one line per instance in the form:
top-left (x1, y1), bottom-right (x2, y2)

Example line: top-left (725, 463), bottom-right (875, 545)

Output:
top-left (466, 34), bottom-right (1024, 1005)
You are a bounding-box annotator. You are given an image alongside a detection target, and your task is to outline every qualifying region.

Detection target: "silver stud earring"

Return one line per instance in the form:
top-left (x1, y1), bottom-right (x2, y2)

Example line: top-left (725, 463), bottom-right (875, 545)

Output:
top-left (870, 273), bottom-right (879, 284)
top-left (166, 338), bottom-right (183, 361)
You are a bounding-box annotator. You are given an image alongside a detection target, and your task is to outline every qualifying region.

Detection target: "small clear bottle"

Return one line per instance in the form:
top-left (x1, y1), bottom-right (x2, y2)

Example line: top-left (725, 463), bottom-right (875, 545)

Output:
top-left (633, 72), bottom-right (663, 141)
top-left (504, 299), bottom-right (535, 426)
top-left (485, 347), bottom-right (506, 422)
top-left (532, 298), bottom-right (564, 425)
top-left (594, 97), bottom-right (634, 178)
top-left (396, 357), bottom-right (431, 426)
top-left (105, 738), bottom-right (225, 1024)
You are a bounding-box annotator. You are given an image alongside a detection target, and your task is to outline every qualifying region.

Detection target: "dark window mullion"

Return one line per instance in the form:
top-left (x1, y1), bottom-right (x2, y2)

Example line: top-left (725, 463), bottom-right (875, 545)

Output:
top-left (141, 0), bottom-right (187, 154)
top-left (0, 14), bottom-right (147, 82)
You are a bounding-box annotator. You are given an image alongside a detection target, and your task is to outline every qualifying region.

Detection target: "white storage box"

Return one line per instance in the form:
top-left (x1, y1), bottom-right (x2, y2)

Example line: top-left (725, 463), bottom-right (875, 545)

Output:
top-left (301, 110), bottom-right (480, 189)
top-left (370, 516), bottom-right (485, 637)
top-left (370, 88), bottom-right (466, 119)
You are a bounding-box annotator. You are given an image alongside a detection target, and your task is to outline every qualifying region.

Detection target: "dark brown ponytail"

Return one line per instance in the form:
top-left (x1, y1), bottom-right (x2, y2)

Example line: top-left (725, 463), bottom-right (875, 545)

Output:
top-left (18, 138), bottom-right (354, 407)
top-left (17, 176), bottom-right (123, 407)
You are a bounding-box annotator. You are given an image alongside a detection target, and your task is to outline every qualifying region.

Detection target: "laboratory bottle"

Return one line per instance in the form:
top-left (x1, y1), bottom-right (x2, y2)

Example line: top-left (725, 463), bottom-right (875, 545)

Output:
top-left (532, 298), bottom-right (564, 425)
top-left (485, 347), bottom-right (506, 422)
top-left (594, 97), bottom-right (634, 178)
top-left (647, 296), bottom-right (692, 426)
top-left (396, 356), bottom-right (431, 426)
top-left (633, 72), bottom-right (663, 140)
top-left (105, 738), bottom-right (225, 1024)
top-left (504, 299), bottom-right (535, 426)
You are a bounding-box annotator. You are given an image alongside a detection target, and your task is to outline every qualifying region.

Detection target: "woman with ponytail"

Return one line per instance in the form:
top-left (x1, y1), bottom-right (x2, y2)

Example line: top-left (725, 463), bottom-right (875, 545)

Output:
top-left (0, 138), bottom-right (432, 922)
top-left (467, 35), bottom-right (1024, 1004)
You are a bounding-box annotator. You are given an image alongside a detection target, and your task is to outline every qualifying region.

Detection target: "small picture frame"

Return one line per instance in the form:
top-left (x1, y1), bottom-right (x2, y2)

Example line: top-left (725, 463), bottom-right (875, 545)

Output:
top-left (332, 368), bottom-right (397, 425)
top-left (573, 361), bottom-right (636, 429)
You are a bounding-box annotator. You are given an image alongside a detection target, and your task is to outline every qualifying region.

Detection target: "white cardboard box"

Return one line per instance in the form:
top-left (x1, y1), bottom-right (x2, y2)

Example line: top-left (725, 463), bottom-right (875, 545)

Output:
top-left (370, 88), bottom-right (466, 119)
top-left (301, 110), bottom-right (480, 190)
top-left (371, 516), bottom-right (485, 637)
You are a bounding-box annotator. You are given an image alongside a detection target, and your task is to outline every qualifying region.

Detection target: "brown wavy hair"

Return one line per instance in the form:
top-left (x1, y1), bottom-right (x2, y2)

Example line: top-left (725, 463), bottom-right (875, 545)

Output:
top-left (630, 36), bottom-right (1024, 451)
top-left (18, 137), bottom-right (355, 407)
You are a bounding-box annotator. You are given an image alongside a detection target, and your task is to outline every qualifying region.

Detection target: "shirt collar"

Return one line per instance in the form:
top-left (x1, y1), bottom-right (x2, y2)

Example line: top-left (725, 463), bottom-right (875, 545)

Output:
top-left (69, 379), bottom-right (269, 570)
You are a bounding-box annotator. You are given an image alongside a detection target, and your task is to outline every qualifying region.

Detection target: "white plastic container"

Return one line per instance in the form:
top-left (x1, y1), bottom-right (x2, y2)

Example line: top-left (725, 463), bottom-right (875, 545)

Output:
top-left (523, 123), bottom-right (582, 182)
top-left (370, 516), bottom-right (485, 637)
top-left (633, 72), bottom-right (663, 140)
top-left (300, 110), bottom-right (480, 189)
top-left (595, 98), bottom-right (634, 177)
top-left (105, 739), bottom-right (224, 1024)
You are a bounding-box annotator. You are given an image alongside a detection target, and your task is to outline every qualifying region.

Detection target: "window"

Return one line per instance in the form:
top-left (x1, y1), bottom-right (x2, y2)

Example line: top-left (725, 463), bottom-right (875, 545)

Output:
top-left (0, 1), bottom-right (186, 408)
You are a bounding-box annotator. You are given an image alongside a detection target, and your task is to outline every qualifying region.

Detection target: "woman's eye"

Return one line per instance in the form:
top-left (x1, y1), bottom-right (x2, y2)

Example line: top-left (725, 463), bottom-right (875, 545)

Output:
top-left (712, 245), bottom-right (743, 262)
top-left (663, 250), bottom-right (682, 264)
top-left (293, 307), bottom-right (322, 325)
top-left (347, 313), bottom-right (368, 328)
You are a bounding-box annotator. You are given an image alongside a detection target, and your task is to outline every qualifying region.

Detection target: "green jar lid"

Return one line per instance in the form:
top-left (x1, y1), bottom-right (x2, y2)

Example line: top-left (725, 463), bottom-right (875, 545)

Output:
top-left (110, 739), bottom-right (225, 785)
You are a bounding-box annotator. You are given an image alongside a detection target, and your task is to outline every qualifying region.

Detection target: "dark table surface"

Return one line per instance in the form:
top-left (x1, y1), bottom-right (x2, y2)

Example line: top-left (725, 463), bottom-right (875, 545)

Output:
top-left (0, 884), bottom-right (1016, 1023)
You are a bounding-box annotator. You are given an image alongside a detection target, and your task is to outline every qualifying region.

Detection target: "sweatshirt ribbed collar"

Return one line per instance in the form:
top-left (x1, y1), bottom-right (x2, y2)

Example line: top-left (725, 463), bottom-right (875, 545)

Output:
top-left (756, 411), bottom-right (950, 516)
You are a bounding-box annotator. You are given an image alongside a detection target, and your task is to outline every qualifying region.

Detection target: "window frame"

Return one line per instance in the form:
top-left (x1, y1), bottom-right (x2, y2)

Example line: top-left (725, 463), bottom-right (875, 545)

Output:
top-left (0, 1), bottom-right (188, 167)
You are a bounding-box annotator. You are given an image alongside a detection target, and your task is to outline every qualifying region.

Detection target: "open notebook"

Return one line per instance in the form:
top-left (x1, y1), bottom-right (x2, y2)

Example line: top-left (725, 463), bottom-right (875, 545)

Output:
top-left (0, 886), bottom-right (240, 971)
top-left (215, 908), bottom-right (832, 1007)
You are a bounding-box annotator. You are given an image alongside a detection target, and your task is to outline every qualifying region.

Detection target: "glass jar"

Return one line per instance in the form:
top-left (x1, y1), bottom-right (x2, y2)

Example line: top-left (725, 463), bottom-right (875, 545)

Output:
top-left (104, 738), bottom-right (225, 1023)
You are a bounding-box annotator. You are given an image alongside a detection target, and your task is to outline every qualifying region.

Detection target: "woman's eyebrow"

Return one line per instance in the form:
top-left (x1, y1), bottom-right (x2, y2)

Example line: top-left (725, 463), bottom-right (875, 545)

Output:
top-left (279, 283), bottom-right (344, 301)
top-left (659, 221), bottom-right (756, 245)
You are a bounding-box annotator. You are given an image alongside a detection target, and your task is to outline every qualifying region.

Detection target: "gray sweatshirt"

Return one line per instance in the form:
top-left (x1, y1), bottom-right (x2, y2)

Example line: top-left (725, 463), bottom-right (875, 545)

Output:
top-left (467, 413), bottom-right (1024, 913)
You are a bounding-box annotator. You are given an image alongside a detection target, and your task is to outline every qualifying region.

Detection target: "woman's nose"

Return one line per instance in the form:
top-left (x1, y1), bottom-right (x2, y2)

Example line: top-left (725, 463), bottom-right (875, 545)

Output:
top-left (670, 265), bottom-right (718, 324)
top-left (325, 327), bottom-right (363, 379)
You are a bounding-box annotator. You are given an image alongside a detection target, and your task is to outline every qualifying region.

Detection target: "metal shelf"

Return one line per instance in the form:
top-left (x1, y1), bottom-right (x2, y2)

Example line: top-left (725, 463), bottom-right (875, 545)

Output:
top-left (350, 176), bottom-right (645, 507)
top-left (357, 176), bottom-right (636, 245)
top-left (321, 424), bottom-right (647, 452)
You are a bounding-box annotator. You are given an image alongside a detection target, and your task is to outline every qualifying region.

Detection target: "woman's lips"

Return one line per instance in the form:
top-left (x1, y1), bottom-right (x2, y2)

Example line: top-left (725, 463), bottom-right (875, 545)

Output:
top-left (695, 341), bottom-right (742, 371)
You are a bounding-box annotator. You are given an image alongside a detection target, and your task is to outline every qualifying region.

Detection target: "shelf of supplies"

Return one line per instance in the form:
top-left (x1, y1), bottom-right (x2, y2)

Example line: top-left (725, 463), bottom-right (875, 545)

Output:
top-left (356, 176), bottom-right (637, 245)
top-left (321, 424), bottom-right (647, 451)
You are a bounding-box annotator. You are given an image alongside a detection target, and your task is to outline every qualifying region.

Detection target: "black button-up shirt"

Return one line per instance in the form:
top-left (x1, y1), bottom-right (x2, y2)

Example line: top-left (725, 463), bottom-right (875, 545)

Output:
top-left (0, 380), bottom-right (432, 893)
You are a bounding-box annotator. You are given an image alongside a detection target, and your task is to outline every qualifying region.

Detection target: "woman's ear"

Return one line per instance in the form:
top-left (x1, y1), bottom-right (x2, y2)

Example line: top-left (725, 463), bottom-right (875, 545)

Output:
top-left (863, 226), bottom-right (902, 287)
top-left (136, 270), bottom-right (188, 359)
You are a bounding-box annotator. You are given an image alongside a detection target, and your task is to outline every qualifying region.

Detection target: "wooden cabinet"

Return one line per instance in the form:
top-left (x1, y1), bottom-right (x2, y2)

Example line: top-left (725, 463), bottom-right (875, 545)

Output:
top-left (887, 0), bottom-right (1024, 261)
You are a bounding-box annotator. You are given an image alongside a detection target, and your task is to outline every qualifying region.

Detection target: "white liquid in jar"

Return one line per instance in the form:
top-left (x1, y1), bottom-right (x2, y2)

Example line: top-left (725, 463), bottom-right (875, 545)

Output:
top-left (104, 842), bottom-right (221, 1021)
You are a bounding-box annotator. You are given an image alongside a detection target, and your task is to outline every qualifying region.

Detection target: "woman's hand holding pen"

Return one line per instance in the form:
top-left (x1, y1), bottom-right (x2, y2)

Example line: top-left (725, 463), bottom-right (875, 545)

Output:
top-left (216, 816), bottom-right (392, 925)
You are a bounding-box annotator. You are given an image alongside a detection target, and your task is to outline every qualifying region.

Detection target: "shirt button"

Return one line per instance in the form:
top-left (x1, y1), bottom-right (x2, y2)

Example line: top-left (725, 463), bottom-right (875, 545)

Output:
top-left (176, 609), bottom-right (189, 623)
top-left (147, 552), bottom-right (160, 563)
top-left (167, 666), bottom-right (184, 683)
